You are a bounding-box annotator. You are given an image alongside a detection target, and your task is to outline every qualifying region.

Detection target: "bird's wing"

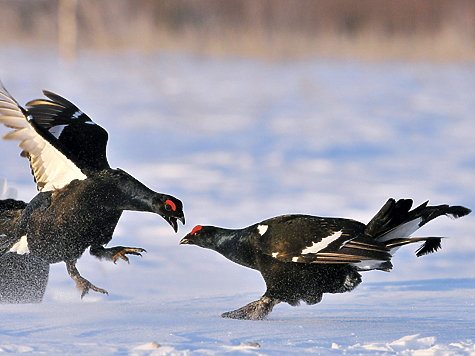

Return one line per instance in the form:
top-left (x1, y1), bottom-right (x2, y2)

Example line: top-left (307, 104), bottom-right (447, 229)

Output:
top-left (0, 84), bottom-right (88, 191)
top-left (25, 90), bottom-right (110, 171)
top-left (255, 215), bottom-right (391, 264)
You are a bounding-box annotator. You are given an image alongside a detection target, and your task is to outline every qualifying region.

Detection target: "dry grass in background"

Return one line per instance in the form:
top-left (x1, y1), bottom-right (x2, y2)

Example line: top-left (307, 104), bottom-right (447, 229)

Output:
top-left (1, 0), bottom-right (475, 60)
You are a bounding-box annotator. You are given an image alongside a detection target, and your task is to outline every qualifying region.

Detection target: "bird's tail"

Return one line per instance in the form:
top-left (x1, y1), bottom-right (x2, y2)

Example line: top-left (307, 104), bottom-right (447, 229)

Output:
top-left (0, 177), bottom-right (26, 213)
top-left (0, 178), bottom-right (27, 255)
top-left (0, 202), bottom-right (26, 255)
top-left (364, 198), bottom-right (471, 256)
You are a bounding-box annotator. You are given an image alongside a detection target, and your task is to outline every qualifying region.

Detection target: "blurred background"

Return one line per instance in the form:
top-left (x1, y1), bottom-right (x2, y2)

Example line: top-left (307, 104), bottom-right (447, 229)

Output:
top-left (0, 0), bottom-right (474, 302)
top-left (2, 0), bottom-right (475, 61)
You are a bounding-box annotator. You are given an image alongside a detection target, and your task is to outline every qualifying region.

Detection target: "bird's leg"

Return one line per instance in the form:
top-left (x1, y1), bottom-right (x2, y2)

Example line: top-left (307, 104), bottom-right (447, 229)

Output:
top-left (65, 260), bottom-right (108, 298)
top-left (89, 245), bottom-right (146, 264)
top-left (221, 296), bottom-right (279, 320)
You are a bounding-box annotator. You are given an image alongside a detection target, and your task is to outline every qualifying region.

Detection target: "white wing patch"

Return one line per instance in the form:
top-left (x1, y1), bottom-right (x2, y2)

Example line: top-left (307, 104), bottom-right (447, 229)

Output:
top-left (48, 124), bottom-right (68, 139)
top-left (3, 121), bottom-right (87, 191)
top-left (9, 235), bottom-right (30, 254)
top-left (257, 225), bottom-right (268, 236)
top-left (272, 252), bottom-right (279, 258)
top-left (301, 230), bottom-right (343, 254)
top-left (1, 89), bottom-right (87, 191)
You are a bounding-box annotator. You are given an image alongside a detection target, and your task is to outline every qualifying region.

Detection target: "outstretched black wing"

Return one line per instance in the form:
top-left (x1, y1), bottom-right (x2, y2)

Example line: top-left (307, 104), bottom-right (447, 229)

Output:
top-left (0, 84), bottom-right (87, 191)
top-left (0, 84), bottom-right (109, 191)
top-left (255, 215), bottom-right (391, 264)
top-left (25, 90), bottom-right (110, 172)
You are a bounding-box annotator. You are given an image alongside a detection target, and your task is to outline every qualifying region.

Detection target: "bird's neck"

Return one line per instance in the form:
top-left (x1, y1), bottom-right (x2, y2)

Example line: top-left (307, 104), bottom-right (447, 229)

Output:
top-left (213, 227), bottom-right (258, 270)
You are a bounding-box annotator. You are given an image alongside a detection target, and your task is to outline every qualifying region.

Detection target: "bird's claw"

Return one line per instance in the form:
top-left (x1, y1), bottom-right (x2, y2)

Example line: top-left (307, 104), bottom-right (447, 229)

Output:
top-left (112, 247), bottom-right (146, 264)
top-left (72, 274), bottom-right (108, 298)
top-left (66, 260), bottom-right (108, 298)
top-left (79, 280), bottom-right (109, 299)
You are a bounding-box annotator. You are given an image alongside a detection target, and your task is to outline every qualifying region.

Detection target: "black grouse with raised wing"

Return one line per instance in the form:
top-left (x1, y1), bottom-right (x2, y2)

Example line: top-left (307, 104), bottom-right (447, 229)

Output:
top-left (181, 199), bottom-right (470, 320)
top-left (0, 84), bottom-right (185, 298)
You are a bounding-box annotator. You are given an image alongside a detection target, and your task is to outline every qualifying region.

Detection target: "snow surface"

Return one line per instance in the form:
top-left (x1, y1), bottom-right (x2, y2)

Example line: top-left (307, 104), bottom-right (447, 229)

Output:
top-left (0, 47), bottom-right (474, 355)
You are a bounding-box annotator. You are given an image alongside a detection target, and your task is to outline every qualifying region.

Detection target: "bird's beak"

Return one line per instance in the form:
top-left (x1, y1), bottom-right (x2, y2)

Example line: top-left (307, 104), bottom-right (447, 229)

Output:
top-left (166, 215), bottom-right (185, 233)
top-left (167, 217), bottom-right (179, 232)
top-left (179, 236), bottom-right (193, 245)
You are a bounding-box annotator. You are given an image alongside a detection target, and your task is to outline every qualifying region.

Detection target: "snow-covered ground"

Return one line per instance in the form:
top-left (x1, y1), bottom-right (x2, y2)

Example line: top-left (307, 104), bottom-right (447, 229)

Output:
top-left (0, 47), bottom-right (474, 355)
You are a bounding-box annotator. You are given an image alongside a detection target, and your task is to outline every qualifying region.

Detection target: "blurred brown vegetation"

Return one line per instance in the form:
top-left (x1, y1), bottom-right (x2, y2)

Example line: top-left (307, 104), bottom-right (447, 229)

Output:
top-left (1, 0), bottom-right (475, 60)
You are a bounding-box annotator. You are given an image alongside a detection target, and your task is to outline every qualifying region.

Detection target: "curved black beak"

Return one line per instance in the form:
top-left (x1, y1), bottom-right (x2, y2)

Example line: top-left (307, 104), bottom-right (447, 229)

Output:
top-left (167, 216), bottom-right (186, 233)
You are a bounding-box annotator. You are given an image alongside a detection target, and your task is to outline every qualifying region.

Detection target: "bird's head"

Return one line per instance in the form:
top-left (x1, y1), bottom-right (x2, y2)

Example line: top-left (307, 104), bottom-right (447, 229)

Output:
top-left (180, 225), bottom-right (221, 249)
top-left (154, 194), bottom-right (185, 233)
top-left (101, 169), bottom-right (185, 232)
top-left (180, 224), bottom-right (257, 269)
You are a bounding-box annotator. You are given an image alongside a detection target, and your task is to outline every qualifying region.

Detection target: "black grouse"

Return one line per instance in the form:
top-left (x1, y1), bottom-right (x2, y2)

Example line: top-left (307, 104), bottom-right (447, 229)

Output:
top-left (0, 83), bottom-right (185, 298)
top-left (181, 199), bottom-right (470, 320)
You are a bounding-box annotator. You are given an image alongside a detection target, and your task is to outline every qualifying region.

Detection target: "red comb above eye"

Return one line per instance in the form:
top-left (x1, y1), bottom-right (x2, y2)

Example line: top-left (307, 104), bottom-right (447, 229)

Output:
top-left (191, 225), bottom-right (202, 235)
top-left (165, 199), bottom-right (176, 211)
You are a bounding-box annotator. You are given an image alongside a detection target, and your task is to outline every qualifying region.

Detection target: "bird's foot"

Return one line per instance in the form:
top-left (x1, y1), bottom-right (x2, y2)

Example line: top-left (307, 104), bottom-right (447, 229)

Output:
top-left (65, 260), bottom-right (108, 298)
top-left (221, 296), bottom-right (278, 320)
top-left (89, 245), bottom-right (146, 264)
top-left (112, 247), bottom-right (146, 264)
top-left (75, 276), bottom-right (108, 299)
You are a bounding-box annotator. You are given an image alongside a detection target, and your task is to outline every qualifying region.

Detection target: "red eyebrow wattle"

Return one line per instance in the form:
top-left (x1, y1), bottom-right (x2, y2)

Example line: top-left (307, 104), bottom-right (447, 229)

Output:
top-left (191, 225), bottom-right (202, 235)
top-left (165, 199), bottom-right (176, 211)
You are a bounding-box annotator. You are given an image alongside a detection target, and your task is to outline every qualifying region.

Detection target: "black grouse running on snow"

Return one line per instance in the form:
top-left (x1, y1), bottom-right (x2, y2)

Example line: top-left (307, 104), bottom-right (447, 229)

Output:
top-left (181, 199), bottom-right (470, 320)
top-left (0, 83), bottom-right (185, 298)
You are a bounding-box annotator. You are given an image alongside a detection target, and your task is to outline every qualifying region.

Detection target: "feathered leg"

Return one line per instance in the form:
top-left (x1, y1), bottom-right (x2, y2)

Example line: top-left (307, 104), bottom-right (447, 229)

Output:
top-left (221, 296), bottom-right (279, 320)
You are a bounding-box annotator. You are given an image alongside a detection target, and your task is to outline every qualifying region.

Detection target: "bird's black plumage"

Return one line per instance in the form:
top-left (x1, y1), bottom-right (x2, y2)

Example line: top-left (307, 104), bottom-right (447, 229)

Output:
top-left (24, 91), bottom-right (110, 173)
top-left (0, 84), bottom-right (185, 298)
top-left (180, 199), bottom-right (471, 320)
top-left (0, 190), bottom-right (49, 303)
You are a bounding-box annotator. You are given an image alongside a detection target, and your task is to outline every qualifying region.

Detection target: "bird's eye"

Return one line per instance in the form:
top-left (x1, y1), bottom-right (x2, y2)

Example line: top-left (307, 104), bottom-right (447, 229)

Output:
top-left (165, 199), bottom-right (176, 212)
top-left (191, 225), bottom-right (202, 236)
